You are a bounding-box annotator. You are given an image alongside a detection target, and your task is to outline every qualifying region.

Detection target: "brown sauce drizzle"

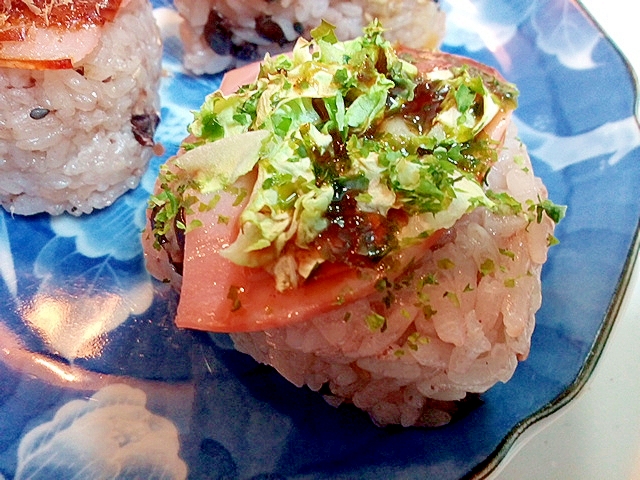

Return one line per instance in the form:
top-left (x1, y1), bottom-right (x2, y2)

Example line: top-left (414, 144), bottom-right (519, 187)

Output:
top-left (400, 80), bottom-right (449, 134)
top-left (313, 190), bottom-right (406, 269)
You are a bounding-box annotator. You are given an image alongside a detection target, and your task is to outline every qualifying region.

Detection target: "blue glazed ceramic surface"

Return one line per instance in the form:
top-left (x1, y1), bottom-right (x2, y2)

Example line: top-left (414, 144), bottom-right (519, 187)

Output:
top-left (0, 0), bottom-right (639, 478)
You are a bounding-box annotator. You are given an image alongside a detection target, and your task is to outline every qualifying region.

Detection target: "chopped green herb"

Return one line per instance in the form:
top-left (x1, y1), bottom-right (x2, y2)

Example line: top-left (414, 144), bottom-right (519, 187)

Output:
top-left (199, 194), bottom-right (221, 212)
top-left (454, 83), bottom-right (476, 114)
top-left (375, 277), bottom-right (392, 292)
top-left (486, 191), bottom-right (523, 215)
top-left (186, 219), bottom-right (203, 232)
top-left (365, 312), bottom-right (387, 331)
top-left (407, 331), bottom-right (430, 351)
top-left (499, 248), bottom-right (516, 260)
top-left (537, 199), bottom-right (567, 224)
top-left (437, 258), bottom-right (455, 270)
top-left (422, 304), bottom-right (437, 319)
top-left (480, 258), bottom-right (495, 276)
top-left (444, 291), bottom-right (460, 307)
top-left (420, 273), bottom-right (439, 287)
top-left (547, 234), bottom-right (560, 246)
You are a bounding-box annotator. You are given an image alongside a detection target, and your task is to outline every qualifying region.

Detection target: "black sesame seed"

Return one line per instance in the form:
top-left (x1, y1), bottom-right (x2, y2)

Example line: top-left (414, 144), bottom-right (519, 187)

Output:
top-left (293, 22), bottom-right (305, 35)
top-left (29, 108), bottom-right (50, 120)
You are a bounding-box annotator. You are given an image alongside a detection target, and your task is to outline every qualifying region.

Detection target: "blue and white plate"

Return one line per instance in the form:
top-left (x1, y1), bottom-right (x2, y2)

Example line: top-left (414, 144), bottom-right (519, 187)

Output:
top-left (1, 0), bottom-right (639, 478)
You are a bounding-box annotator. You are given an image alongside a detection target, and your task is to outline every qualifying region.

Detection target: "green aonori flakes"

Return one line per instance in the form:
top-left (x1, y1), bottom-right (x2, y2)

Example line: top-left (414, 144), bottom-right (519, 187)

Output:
top-left (437, 258), bottom-right (455, 270)
top-left (479, 258), bottom-right (495, 276)
top-left (365, 312), bottom-right (387, 331)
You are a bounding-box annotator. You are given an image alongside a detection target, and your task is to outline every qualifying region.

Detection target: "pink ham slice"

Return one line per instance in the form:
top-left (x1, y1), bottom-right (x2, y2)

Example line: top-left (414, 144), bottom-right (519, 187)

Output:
top-left (0, 0), bottom-right (127, 70)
